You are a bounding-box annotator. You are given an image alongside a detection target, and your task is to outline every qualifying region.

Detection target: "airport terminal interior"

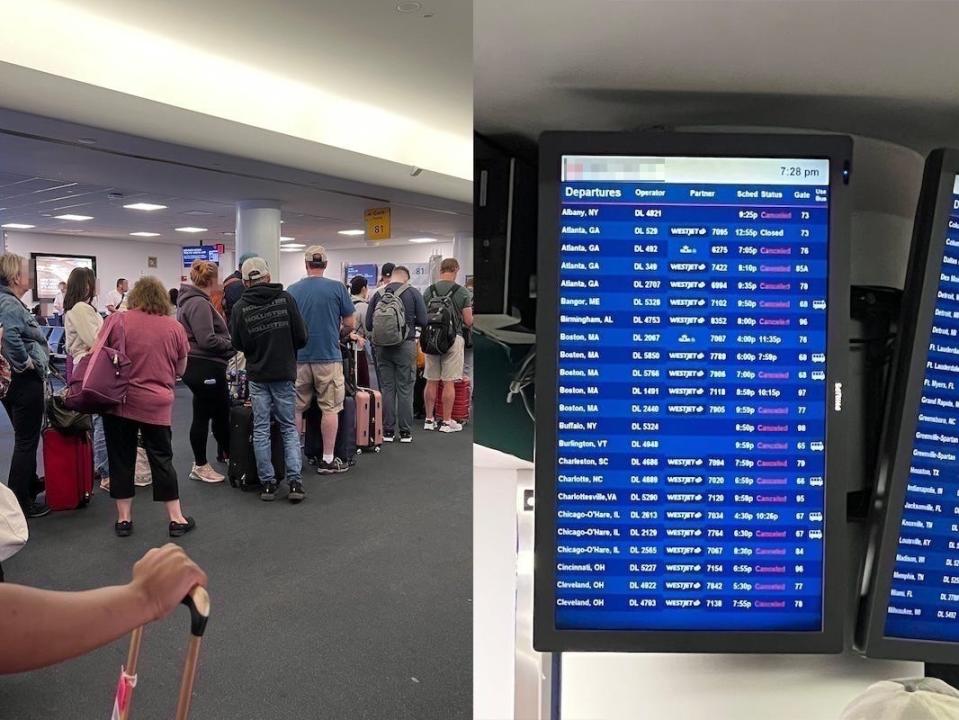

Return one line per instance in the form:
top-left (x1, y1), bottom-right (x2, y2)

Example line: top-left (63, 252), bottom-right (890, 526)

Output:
top-left (0, 2), bottom-right (472, 718)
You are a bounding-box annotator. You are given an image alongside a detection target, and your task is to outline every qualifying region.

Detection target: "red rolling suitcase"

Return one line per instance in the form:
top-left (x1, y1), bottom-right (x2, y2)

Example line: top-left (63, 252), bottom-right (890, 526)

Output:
top-left (43, 427), bottom-right (94, 510)
top-left (434, 378), bottom-right (471, 423)
top-left (355, 388), bottom-right (383, 453)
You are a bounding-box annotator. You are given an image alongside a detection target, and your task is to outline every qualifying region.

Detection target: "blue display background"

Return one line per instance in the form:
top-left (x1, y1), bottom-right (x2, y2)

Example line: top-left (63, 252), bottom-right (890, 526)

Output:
top-left (554, 172), bottom-right (830, 632)
top-left (884, 187), bottom-right (959, 642)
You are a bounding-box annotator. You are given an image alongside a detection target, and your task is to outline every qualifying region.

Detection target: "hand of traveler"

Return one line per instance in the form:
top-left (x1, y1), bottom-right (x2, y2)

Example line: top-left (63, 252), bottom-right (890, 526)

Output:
top-left (130, 544), bottom-right (208, 623)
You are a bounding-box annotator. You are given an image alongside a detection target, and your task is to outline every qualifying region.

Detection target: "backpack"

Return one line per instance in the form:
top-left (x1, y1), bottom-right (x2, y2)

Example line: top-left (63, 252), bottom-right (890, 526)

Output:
top-left (371, 284), bottom-right (410, 347)
top-left (420, 283), bottom-right (462, 356)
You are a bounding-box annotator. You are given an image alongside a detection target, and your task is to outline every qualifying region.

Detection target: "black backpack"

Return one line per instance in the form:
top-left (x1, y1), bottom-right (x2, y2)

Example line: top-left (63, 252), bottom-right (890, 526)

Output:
top-left (420, 284), bottom-right (462, 356)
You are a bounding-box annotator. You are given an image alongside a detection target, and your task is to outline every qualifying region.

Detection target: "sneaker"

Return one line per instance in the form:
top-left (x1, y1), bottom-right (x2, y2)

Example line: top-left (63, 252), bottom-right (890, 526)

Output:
top-left (114, 520), bottom-right (133, 537)
top-left (439, 420), bottom-right (464, 433)
top-left (260, 482), bottom-right (278, 502)
top-left (316, 458), bottom-right (350, 474)
top-left (23, 502), bottom-right (50, 519)
top-left (169, 516), bottom-right (196, 538)
top-left (383, 431), bottom-right (395, 443)
top-left (423, 418), bottom-right (437, 431)
top-left (400, 431), bottom-right (413, 443)
top-left (190, 464), bottom-right (225, 484)
top-left (288, 481), bottom-right (306, 503)
top-left (134, 475), bottom-right (152, 488)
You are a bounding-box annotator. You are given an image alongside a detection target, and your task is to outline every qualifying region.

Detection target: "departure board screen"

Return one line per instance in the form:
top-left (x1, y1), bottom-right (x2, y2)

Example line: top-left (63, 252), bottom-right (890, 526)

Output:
top-left (552, 155), bottom-right (831, 633)
top-left (881, 174), bottom-right (959, 643)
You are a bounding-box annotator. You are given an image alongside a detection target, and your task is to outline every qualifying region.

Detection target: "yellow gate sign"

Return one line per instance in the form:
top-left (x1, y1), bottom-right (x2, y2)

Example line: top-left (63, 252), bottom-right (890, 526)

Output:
top-left (364, 207), bottom-right (391, 241)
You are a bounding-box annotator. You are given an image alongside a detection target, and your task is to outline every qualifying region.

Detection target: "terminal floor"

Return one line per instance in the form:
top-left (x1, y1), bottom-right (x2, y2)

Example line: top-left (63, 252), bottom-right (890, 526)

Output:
top-left (0, 386), bottom-right (472, 719)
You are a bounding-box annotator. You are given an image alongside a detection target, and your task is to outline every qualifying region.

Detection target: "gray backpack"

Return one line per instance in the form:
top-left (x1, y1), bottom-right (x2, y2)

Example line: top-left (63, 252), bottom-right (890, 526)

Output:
top-left (371, 284), bottom-right (410, 346)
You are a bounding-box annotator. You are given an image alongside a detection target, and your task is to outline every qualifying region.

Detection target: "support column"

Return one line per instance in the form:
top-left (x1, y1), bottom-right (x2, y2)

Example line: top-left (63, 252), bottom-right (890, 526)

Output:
top-left (235, 200), bottom-right (282, 281)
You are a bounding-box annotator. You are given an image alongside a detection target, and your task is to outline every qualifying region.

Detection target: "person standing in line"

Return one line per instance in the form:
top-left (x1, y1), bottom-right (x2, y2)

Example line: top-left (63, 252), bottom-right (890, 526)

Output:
top-left (168, 287), bottom-right (179, 316)
top-left (100, 277), bottom-right (195, 538)
top-left (422, 257), bottom-right (473, 433)
top-left (287, 246), bottom-right (355, 474)
top-left (229, 257), bottom-right (308, 502)
top-left (177, 260), bottom-right (235, 484)
top-left (349, 275), bottom-right (374, 389)
top-left (366, 265), bottom-right (427, 443)
top-left (366, 262), bottom-right (394, 374)
top-left (105, 278), bottom-right (128, 315)
top-left (52, 281), bottom-right (66, 322)
top-left (222, 252), bottom-right (256, 324)
top-left (63, 267), bottom-right (110, 491)
top-left (0, 252), bottom-right (50, 518)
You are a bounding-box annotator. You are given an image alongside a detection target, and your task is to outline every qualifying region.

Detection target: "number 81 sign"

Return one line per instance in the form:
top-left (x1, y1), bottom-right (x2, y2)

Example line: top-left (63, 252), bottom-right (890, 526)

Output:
top-left (364, 207), bottom-right (391, 241)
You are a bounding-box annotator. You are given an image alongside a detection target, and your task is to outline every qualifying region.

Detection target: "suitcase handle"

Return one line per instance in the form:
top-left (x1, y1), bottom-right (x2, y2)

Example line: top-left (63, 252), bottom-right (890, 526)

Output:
top-left (119, 586), bottom-right (211, 720)
top-left (182, 585), bottom-right (210, 637)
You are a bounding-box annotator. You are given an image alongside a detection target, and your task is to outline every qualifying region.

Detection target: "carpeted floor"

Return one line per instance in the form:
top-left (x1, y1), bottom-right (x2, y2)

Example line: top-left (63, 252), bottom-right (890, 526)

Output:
top-left (0, 386), bottom-right (472, 719)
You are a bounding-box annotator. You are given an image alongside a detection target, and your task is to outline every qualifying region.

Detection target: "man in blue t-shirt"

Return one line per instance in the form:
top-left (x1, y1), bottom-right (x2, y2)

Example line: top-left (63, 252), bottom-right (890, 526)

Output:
top-left (287, 245), bottom-right (355, 474)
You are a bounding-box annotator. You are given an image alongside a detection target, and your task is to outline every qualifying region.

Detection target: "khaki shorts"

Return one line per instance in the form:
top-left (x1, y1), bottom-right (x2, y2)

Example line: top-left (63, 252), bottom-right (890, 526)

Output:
top-left (295, 362), bottom-right (345, 414)
top-left (424, 335), bottom-right (465, 382)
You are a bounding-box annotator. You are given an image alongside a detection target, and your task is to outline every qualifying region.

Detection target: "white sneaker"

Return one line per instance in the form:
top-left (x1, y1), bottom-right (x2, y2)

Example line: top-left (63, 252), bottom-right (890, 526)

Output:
top-left (190, 463), bottom-right (225, 484)
top-left (134, 475), bottom-right (153, 488)
top-left (439, 420), bottom-right (463, 433)
top-left (424, 418), bottom-right (437, 431)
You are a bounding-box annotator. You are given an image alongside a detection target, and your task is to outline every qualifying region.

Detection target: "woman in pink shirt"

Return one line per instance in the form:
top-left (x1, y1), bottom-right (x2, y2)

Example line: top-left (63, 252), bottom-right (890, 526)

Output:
top-left (99, 277), bottom-right (196, 538)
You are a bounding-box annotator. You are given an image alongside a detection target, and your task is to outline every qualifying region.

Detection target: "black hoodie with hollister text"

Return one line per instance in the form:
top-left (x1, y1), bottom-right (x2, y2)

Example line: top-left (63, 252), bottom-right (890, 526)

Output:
top-left (229, 282), bottom-right (308, 383)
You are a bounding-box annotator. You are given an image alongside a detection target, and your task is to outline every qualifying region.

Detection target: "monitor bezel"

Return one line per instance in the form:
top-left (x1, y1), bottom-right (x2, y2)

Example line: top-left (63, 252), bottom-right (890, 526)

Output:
top-left (856, 148), bottom-right (959, 663)
top-left (30, 252), bottom-right (98, 302)
top-left (534, 131), bottom-right (853, 653)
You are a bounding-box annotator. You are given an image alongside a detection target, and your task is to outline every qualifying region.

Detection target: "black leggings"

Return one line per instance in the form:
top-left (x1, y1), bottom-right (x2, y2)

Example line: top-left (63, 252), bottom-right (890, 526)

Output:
top-left (102, 415), bottom-right (179, 501)
top-left (182, 357), bottom-right (230, 466)
top-left (1, 371), bottom-right (43, 507)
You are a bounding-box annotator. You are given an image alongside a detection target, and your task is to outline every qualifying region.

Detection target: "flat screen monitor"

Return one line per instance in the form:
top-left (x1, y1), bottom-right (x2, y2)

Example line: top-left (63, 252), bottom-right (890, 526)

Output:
top-left (345, 263), bottom-right (378, 289)
top-left (534, 132), bottom-right (852, 653)
top-left (856, 149), bottom-right (959, 663)
top-left (182, 246), bottom-right (218, 267)
top-left (31, 253), bottom-right (96, 302)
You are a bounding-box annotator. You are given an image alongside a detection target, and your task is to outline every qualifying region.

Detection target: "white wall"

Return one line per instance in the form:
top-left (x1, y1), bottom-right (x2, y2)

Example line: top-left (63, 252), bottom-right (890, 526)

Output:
top-left (5, 231), bottom-right (184, 312)
top-left (278, 241), bottom-right (458, 287)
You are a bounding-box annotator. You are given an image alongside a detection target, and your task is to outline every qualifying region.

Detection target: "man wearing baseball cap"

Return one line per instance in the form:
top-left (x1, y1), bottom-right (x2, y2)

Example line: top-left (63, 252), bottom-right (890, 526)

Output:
top-left (287, 245), bottom-right (356, 474)
top-left (222, 251), bottom-right (257, 323)
top-left (229, 256), bottom-right (308, 502)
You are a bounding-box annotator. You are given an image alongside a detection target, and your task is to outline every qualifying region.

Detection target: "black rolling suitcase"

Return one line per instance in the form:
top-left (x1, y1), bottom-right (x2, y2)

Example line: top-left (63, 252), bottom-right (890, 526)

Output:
top-left (227, 404), bottom-right (286, 491)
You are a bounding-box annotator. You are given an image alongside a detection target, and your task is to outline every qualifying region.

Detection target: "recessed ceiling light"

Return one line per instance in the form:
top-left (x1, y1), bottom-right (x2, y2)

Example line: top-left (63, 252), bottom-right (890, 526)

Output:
top-left (222, 231), bottom-right (235, 236)
top-left (55, 214), bottom-right (93, 221)
top-left (280, 236), bottom-right (296, 242)
top-left (338, 229), bottom-right (365, 236)
top-left (175, 227), bottom-right (208, 233)
top-left (130, 231), bottom-right (161, 237)
top-left (396, 1), bottom-right (421, 12)
top-left (408, 237), bottom-right (438, 244)
top-left (124, 202), bottom-right (167, 211)
top-left (282, 243), bottom-right (306, 249)
top-left (281, 246), bottom-right (306, 253)
top-left (1, 223), bottom-right (35, 229)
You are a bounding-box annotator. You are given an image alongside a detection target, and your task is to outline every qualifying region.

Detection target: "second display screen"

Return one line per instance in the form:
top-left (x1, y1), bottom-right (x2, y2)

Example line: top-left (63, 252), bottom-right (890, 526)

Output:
top-left (554, 155), bottom-right (830, 632)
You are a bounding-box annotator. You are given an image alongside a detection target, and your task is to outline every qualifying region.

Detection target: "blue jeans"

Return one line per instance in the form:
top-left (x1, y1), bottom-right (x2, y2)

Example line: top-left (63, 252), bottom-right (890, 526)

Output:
top-left (249, 380), bottom-right (302, 485)
top-left (92, 414), bottom-right (109, 478)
